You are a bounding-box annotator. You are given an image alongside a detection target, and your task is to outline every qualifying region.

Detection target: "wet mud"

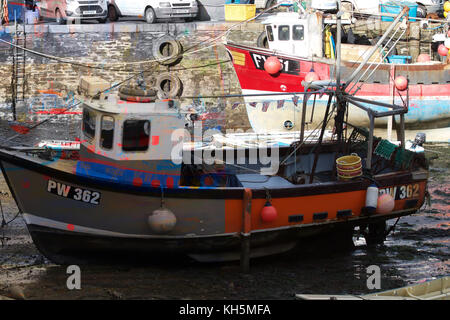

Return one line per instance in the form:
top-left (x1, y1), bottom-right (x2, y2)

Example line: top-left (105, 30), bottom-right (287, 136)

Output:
top-left (0, 137), bottom-right (448, 300)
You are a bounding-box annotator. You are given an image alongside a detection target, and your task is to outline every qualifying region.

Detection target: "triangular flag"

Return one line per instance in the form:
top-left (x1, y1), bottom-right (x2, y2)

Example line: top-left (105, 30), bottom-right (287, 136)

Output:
top-left (292, 96), bottom-right (299, 106)
top-left (249, 102), bottom-right (257, 108)
top-left (262, 101), bottom-right (270, 112)
top-left (277, 100), bottom-right (285, 109)
top-left (231, 102), bottom-right (240, 110)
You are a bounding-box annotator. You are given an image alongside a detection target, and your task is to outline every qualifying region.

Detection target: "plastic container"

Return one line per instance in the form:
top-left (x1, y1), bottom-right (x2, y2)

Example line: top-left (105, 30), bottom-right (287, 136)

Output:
top-left (225, 4), bottom-right (256, 21)
top-left (387, 55), bottom-right (412, 64)
top-left (336, 154), bottom-right (362, 180)
top-left (380, 2), bottom-right (418, 22)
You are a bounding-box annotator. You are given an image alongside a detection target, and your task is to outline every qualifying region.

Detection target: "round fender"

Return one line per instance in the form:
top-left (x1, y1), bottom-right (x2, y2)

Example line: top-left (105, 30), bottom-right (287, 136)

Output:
top-left (155, 73), bottom-right (182, 99)
top-left (152, 35), bottom-right (183, 66)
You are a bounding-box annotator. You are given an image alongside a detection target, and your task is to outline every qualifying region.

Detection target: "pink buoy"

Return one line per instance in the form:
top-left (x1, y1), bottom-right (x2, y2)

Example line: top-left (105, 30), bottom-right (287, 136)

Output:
top-left (416, 53), bottom-right (431, 63)
top-left (264, 56), bottom-right (282, 75)
top-left (447, 30), bottom-right (450, 37)
top-left (305, 71), bottom-right (320, 82)
top-left (394, 76), bottom-right (408, 91)
top-left (261, 202), bottom-right (277, 222)
top-left (376, 193), bottom-right (395, 214)
top-left (438, 44), bottom-right (449, 57)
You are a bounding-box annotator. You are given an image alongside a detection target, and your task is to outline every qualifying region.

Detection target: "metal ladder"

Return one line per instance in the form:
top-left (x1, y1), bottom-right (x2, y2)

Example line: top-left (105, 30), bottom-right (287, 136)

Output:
top-left (11, 16), bottom-right (26, 120)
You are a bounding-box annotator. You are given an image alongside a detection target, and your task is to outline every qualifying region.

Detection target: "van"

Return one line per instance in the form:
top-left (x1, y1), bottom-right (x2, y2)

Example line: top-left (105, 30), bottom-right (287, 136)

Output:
top-left (107, 0), bottom-right (199, 23)
top-left (36, 0), bottom-right (108, 24)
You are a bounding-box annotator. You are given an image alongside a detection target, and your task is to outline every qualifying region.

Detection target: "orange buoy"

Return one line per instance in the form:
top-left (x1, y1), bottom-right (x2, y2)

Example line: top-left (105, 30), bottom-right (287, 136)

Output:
top-left (438, 44), bottom-right (448, 57)
top-left (417, 53), bottom-right (431, 62)
top-left (305, 71), bottom-right (320, 82)
top-left (394, 76), bottom-right (408, 91)
top-left (264, 56), bottom-right (282, 75)
top-left (376, 193), bottom-right (395, 214)
top-left (261, 201), bottom-right (277, 222)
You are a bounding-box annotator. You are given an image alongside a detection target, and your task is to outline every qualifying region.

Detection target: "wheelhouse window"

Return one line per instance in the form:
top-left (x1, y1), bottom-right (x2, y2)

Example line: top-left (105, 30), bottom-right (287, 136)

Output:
top-left (278, 25), bottom-right (290, 41)
top-left (293, 25), bottom-right (304, 40)
top-left (122, 120), bottom-right (150, 152)
top-left (100, 116), bottom-right (114, 150)
top-left (266, 26), bottom-right (274, 41)
top-left (82, 108), bottom-right (96, 139)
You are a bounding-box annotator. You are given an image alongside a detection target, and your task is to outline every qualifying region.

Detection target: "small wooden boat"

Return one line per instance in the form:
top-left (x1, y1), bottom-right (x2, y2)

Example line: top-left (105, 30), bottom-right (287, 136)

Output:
top-left (296, 276), bottom-right (450, 300)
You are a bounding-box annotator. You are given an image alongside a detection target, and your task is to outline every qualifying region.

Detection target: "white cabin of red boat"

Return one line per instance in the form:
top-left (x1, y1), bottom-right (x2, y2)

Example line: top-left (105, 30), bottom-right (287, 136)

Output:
top-left (261, 12), bottom-right (324, 58)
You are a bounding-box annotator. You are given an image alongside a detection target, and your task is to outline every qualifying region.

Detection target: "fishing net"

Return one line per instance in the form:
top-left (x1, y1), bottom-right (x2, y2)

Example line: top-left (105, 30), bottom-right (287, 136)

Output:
top-left (374, 139), bottom-right (397, 160)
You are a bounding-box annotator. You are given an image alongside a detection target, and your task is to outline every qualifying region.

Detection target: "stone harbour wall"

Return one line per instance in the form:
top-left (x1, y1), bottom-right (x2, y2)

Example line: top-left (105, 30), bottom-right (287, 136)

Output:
top-left (0, 22), bottom-right (265, 131)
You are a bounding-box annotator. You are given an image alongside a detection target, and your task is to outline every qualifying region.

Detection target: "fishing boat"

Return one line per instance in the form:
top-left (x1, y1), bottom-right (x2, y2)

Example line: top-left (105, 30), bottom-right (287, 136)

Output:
top-left (0, 7), bottom-right (430, 267)
top-left (296, 276), bottom-right (450, 300)
top-left (224, 7), bottom-right (450, 133)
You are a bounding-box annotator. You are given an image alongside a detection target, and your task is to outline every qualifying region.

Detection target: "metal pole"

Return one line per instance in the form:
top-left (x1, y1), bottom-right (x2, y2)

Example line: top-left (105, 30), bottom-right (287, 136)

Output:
top-left (336, 0), bottom-right (342, 89)
top-left (366, 114), bottom-right (375, 172)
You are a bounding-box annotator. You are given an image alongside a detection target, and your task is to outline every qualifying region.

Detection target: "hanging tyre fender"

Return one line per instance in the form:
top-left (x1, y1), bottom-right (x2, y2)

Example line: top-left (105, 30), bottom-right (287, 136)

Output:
top-left (118, 92), bottom-right (156, 103)
top-left (118, 86), bottom-right (157, 97)
top-left (155, 73), bottom-right (182, 99)
top-left (257, 31), bottom-right (269, 49)
top-left (152, 35), bottom-right (183, 66)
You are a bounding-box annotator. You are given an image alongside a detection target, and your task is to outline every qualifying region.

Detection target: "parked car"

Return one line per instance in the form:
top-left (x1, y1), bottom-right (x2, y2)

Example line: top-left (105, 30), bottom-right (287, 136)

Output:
top-left (36, 0), bottom-right (108, 24)
top-left (107, 0), bottom-right (199, 23)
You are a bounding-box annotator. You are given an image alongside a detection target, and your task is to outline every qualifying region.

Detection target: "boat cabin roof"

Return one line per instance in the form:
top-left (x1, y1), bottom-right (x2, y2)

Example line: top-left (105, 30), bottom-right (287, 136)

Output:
top-left (81, 95), bottom-right (192, 116)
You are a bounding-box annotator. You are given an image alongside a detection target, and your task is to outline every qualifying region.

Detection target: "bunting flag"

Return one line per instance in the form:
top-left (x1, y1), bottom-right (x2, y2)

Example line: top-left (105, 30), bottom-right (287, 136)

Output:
top-left (9, 123), bottom-right (30, 134)
top-left (292, 95), bottom-right (299, 106)
top-left (262, 101), bottom-right (270, 112)
top-left (249, 102), bottom-right (257, 108)
top-left (277, 100), bottom-right (285, 109)
top-left (231, 102), bottom-right (240, 110)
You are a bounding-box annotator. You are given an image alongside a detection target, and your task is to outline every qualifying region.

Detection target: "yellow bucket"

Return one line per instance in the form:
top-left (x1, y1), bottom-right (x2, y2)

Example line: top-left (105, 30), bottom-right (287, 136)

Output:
top-left (336, 154), bottom-right (362, 180)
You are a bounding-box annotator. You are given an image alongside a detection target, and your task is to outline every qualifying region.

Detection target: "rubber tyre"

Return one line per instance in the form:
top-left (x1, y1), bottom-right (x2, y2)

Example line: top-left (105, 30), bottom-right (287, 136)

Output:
top-left (118, 92), bottom-right (156, 103)
top-left (119, 86), bottom-right (157, 97)
top-left (55, 9), bottom-right (65, 25)
top-left (365, 221), bottom-right (387, 246)
top-left (265, 0), bottom-right (276, 9)
top-left (145, 7), bottom-right (156, 24)
top-left (257, 31), bottom-right (269, 49)
top-left (155, 73), bottom-right (182, 99)
top-left (108, 5), bottom-right (119, 22)
top-left (152, 35), bottom-right (183, 66)
top-left (416, 5), bottom-right (427, 18)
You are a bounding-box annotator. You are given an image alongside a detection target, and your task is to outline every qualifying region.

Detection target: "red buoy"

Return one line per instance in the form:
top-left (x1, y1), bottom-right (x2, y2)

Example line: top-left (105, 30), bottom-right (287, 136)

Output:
top-left (417, 53), bottom-right (431, 63)
top-left (438, 44), bottom-right (449, 57)
top-left (305, 71), bottom-right (320, 82)
top-left (264, 56), bottom-right (282, 75)
top-left (394, 76), bottom-right (408, 91)
top-left (261, 201), bottom-right (277, 222)
top-left (376, 193), bottom-right (395, 214)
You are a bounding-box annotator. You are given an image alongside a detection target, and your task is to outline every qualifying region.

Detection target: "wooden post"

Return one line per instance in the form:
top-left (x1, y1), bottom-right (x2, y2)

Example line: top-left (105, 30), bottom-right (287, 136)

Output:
top-left (409, 22), bottom-right (420, 62)
top-left (366, 114), bottom-right (375, 172)
top-left (240, 188), bottom-right (252, 273)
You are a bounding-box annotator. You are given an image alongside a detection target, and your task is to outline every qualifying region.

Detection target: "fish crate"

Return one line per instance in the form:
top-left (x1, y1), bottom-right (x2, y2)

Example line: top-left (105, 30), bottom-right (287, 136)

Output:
top-left (387, 55), bottom-right (412, 64)
top-left (78, 76), bottom-right (111, 99)
top-left (225, 4), bottom-right (256, 21)
top-left (380, 2), bottom-right (418, 22)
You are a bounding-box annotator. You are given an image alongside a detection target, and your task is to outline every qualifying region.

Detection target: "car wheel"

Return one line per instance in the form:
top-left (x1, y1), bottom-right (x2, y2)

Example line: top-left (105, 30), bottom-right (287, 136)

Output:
top-left (265, 0), bottom-right (276, 9)
top-left (55, 9), bottom-right (65, 25)
top-left (145, 7), bottom-right (156, 24)
top-left (108, 5), bottom-right (119, 22)
top-left (416, 4), bottom-right (427, 18)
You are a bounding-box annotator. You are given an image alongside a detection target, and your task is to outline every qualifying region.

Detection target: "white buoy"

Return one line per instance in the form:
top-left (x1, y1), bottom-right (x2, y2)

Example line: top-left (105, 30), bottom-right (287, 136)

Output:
top-left (365, 184), bottom-right (379, 211)
top-left (148, 206), bottom-right (177, 234)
